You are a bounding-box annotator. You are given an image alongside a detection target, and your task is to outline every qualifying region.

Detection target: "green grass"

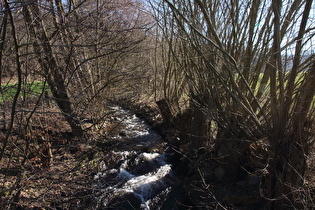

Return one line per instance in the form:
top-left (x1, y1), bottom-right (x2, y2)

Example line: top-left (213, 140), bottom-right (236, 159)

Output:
top-left (0, 81), bottom-right (49, 102)
top-left (240, 72), bottom-right (309, 96)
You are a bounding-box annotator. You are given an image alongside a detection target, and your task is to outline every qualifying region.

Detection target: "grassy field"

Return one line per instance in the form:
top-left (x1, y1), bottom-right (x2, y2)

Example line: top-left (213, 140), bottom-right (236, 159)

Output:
top-left (0, 81), bottom-right (49, 102)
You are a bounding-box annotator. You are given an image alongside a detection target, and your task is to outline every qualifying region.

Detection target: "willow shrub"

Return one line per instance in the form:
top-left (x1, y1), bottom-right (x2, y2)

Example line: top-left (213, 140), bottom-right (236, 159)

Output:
top-left (152, 0), bottom-right (315, 208)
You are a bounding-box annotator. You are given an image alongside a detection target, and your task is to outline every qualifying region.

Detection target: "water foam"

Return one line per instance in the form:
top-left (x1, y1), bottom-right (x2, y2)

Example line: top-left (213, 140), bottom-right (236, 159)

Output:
top-left (141, 152), bottom-right (160, 161)
top-left (95, 106), bottom-right (175, 209)
top-left (115, 164), bottom-right (172, 201)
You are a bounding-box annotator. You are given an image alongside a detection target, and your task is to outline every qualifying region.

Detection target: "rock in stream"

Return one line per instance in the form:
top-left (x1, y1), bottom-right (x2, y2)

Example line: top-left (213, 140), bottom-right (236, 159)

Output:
top-left (92, 106), bottom-right (184, 209)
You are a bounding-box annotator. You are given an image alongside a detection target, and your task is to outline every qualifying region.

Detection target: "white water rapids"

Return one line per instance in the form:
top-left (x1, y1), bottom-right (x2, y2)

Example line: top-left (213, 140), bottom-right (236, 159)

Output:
top-left (93, 106), bottom-right (180, 209)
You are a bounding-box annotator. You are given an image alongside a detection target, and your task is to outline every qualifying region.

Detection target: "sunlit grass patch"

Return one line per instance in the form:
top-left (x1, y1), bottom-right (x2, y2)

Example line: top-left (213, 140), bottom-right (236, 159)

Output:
top-left (0, 81), bottom-right (49, 102)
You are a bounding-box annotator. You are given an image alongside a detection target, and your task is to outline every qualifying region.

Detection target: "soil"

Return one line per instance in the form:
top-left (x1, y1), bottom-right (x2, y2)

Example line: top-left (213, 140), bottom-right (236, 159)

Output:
top-left (0, 98), bottom-right (314, 209)
top-left (0, 101), bottom-right (116, 209)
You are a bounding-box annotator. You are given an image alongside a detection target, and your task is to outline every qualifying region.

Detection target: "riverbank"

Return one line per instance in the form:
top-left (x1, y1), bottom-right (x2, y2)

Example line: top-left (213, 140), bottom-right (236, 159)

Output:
top-left (0, 101), bottom-right (187, 209)
top-left (1, 99), bottom-right (314, 209)
top-left (0, 104), bottom-right (101, 208)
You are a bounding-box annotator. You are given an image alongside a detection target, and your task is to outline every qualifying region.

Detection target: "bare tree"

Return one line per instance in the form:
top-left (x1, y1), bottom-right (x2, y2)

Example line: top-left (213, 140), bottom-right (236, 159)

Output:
top-left (0, 0), bottom-right (23, 161)
top-left (151, 0), bottom-right (315, 207)
top-left (20, 0), bottom-right (84, 136)
top-left (2, 0), bottom-right (153, 136)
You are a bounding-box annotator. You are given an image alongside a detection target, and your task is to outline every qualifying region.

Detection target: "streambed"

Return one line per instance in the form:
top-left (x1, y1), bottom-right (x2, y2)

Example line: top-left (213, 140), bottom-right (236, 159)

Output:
top-left (93, 106), bottom-right (186, 209)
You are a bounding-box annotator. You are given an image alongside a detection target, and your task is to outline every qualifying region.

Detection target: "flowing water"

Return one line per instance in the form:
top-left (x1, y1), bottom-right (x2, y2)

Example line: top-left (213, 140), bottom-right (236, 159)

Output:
top-left (93, 106), bottom-right (185, 209)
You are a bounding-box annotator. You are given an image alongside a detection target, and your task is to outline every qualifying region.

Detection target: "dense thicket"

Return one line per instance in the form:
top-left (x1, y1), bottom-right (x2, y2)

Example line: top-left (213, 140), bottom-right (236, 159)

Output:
top-left (0, 1), bottom-right (154, 206)
top-left (151, 0), bottom-right (315, 208)
top-left (0, 0), bottom-right (153, 145)
top-left (0, 0), bottom-right (314, 208)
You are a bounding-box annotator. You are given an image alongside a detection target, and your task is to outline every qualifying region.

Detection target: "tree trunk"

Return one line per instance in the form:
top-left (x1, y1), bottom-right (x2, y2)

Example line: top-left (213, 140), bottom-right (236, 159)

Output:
top-left (21, 1), bottom-right (83, 137)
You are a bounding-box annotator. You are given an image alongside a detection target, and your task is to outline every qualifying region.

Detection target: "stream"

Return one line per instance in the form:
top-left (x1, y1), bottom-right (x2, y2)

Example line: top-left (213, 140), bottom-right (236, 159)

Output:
top-left (93, 106), bottom-right (186, 209)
